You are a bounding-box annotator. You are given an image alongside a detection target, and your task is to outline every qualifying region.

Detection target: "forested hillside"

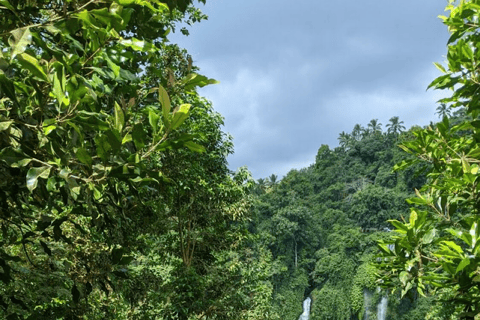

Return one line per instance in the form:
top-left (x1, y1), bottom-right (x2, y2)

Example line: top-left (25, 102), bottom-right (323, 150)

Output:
top-left (250, 117), bottom-right (437, 319)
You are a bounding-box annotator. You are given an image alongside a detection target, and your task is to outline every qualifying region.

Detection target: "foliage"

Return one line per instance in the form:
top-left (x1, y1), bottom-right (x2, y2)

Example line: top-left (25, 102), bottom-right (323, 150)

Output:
top-left (377, 1), bottom-right (480, 319)
top-left (250, 118), bottom-right (431, 319)
top-left (0, 0), bottom-right (274, 319)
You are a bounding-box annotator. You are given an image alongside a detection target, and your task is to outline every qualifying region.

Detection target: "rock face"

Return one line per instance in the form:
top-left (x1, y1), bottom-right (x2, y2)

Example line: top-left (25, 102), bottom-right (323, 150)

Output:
top-left (298, 297), bottom-right (312, 320)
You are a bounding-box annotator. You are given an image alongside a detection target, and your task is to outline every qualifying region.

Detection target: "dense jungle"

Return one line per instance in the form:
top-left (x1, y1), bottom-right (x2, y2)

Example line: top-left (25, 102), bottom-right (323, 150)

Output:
top-left (1, 0), bottom-right (480, 319)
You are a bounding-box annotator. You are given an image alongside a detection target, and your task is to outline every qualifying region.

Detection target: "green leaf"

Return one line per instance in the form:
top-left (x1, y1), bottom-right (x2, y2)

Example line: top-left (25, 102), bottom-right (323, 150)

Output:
top-left (9, 27), bottom-right (32, 59)
top-left (399, 271), bottom-right (410, 286)
top-left (158, 85), bottom-right (171, 124)
top-left (456, 258), bottom-right (470, 274)
top-left (26, 166), bottom-right (51, 192)
top-left (148, 107), bottom-right (160, 133)
top-left (43, 125), bottom-right (56, 135)
top-left (52, 64), bottom-right (69, 107)
top-left (122, 133), bottom-right (132, 144)
top-left (0, 0), bottom-right (15, 12)
top-left (75, 111), bottom-right (109, 130)
top-left (442, 241), bottom-right (464, 255)
top-left (182, 73), bottom-right (219, 90)
top-left (16, 53), bottom-right (49, 82)
top-left (117, 0), bottom-right (135, 5)
top-left (105, 55), bottom-right (120, 78)
top-left (183, 141), bottom-right (205, 153)
top-left (118, 38), bottom-right (157, 52)
top-left (423, 228), bottom-right (436, 244)
top-left (75, 147), bottom-right (92, 167)
top-left (433, 62), bottom-right (446, 73)
top-left (132, 124), bottom-right (145, 149)
top-left (46, 177), bottom-right (56, 192)
top-left (409, 211), bottom-right (418, 226)
top-left (92, 186), bottom-right (102, 200)
top-left (105, 130), bottom-right (121, 151)
top-left (95, 135), bottom-right (111, 161)
top-left (0, 147), bottom-right (32, 167)
top-left (406, 197), bottom-right (428, 205)
top-left (0, 120), bottom-right (13, 131)
top-left (114, 102), bottom-right (124, 132)
top-left (171, 104), bottom-right (191, 130)
top-left (389, 220), bottom-right (408, 232)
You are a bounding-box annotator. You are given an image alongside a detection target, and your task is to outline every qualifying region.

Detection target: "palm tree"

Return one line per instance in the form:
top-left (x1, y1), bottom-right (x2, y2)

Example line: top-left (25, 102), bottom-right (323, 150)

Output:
top-left (338, 131), bottom-right (352, 149)
top-left (255, 178), bottom-right (267, 194)
top-left (268, 174), bottom-right (278, 186)
top-left (386, 116), bottom-right (406, 135)
top-left (351, 124), bottom-right (364, 141)
top-left (367, 119), bottom-right (382, 134)
top-left (436, 103), bottom-right (451, 119)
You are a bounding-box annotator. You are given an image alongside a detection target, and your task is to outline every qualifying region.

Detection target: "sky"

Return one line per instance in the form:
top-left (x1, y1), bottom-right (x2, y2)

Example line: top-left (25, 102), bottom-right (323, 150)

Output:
top-left (170, 0), bottom-right (450, 179)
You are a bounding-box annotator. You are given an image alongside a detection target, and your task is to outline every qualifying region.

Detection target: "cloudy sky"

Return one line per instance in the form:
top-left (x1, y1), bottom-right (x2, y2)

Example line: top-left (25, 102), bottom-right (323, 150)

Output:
top-left (171, 0), bottom-right (450, 179)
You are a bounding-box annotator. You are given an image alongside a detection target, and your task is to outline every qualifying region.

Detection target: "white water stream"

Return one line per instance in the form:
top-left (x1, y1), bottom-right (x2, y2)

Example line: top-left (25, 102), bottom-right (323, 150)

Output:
top-left (377, 296), bottom-right (388, 320)
top-left (296, 290), bottom-right (386, 320)
top-left (363, 289), bottom-right (388, 320)
top-left (298, 297), bottom-right (311, 320)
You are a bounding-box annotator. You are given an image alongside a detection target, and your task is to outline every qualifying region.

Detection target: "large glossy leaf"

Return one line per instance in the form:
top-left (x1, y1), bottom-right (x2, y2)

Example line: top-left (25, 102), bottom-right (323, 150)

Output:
top-left (0, 147), bottom-right (32, 167)
top-left (9, 27), bottom-right (32, 59)
top-left (456, 258), bottom-right (470, 274)
top-left (148, 107), bottom-right (160, 133)
top-left (0, 120), bottom-right (13, 131)
top-left (76, 147), bottom-right (92, 167)
top-left (52, 64), bottom-right (69, 108)
top-left (118, 38), bottom-right (157, 52)
top-left (183, 141), bottom-right (205, 153)
top-left (114, 102), bottom-right (125, 132)
top-left (171, 104), bottom-right (191, 130)
top-left (182, 73), bottom-right (219, 91)
top-left (158, 86), bottom-right (171, 124)
top-left (26, 166), bottom-right (51, 192)
top-left (16, 53), bottom-right (49, 82)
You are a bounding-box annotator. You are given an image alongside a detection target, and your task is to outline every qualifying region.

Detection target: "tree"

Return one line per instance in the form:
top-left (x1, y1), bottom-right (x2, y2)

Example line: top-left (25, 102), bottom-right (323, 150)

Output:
top-left (367, 119), bottom-right (382, 135)
top-left (268, 173), bottom-right (279, 186)
top-left (0, 1), bottom-right (274, 319)
top-left (351, 124), bottom-right (364, 141)
top-left (0, 0), bottom-right (210, 317)
top-left (377, 1), bottom-right (480, 319)
top-left (386, 116), bottom-right (406, 136)
top-left (435, 103), bottom-right (451, 118)
top-left (338, 131), bottom-right (353, 149)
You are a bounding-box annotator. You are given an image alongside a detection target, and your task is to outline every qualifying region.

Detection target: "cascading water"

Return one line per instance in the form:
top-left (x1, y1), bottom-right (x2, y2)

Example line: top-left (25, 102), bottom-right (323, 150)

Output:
top-left (363, 289), bottom-right (388, 320)
top-left (377, 296), bottom-right (388, 320)
top-left (298, 297), bottom-right (311, 320)
top-left (363, 290), bottom-right (372, 319)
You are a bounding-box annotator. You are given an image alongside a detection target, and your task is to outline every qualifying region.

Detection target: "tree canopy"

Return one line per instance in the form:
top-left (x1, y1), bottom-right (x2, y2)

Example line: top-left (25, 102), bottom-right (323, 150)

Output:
top-left (0, 1), bottom-right (273, 319)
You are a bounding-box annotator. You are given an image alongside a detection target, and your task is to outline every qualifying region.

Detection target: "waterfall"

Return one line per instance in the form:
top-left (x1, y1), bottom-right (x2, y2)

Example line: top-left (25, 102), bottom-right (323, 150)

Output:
top-left (298, 297), bottom-right (311, 320)
top-left (363, 289), bottom-right (387, 320)
top-left (377, 296), bottom-right (388, 320)
top-left (363, 290), bottom-right (372, 319)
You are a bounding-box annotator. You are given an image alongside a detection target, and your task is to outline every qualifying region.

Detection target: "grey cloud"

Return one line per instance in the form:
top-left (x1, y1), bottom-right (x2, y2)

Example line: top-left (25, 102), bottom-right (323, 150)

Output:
top-left (172, 0), bottom-right (451, 178)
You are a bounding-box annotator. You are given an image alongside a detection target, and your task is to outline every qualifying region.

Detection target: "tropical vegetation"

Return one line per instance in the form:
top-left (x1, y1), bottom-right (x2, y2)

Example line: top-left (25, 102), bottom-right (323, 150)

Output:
top-left (1, 0), bottom-right (480, 319)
